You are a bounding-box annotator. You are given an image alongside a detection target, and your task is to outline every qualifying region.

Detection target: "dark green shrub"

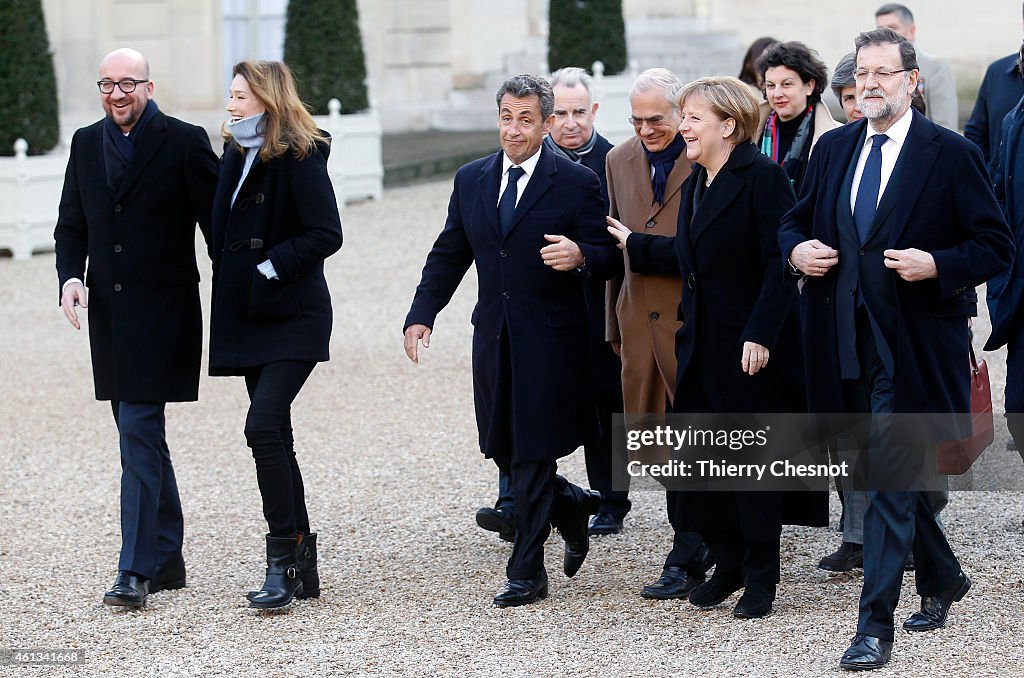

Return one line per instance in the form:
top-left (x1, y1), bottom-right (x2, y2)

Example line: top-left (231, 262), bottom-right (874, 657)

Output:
top-left (548, 0), bottom-right (627, 76)
top-left (0, 0), bottom-right (59, 155)
top-left (284, 0), bottom-right (369, 114)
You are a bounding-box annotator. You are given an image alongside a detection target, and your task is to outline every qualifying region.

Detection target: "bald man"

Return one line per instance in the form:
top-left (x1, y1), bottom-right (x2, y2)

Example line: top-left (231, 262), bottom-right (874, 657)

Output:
top-left (54, 48), bottom-right (218, 608)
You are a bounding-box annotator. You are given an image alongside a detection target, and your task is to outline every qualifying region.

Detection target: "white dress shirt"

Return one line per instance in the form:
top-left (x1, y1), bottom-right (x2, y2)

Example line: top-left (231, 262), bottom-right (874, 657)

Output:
top-left (849, 106), bottom-right (914, 212)
top-left (498, 146), bottom-right (543, 207)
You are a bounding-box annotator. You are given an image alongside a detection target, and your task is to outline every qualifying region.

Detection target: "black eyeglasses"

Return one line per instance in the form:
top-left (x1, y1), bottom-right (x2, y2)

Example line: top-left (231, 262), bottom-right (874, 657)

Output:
top-left (97, 78), bottom-right (149, 94)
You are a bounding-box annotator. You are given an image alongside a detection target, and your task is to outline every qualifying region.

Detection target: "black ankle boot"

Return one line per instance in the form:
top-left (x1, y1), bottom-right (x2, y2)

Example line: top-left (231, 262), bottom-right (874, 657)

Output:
top-left (295, 532), bottom-right (319, 599)
top-left (248, 535), bottom-right (303, 609)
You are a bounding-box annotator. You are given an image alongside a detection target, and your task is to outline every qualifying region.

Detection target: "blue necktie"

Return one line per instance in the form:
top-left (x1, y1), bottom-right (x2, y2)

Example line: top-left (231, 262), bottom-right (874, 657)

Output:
top-left (498, 166), bottom-right (525, 236)
top-left (853, 134), bottom-right (889, 244)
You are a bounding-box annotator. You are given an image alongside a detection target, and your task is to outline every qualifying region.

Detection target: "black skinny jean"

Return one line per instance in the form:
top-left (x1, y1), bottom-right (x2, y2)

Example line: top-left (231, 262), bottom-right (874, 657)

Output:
top-left (243, 360), bottom-right (316, 538)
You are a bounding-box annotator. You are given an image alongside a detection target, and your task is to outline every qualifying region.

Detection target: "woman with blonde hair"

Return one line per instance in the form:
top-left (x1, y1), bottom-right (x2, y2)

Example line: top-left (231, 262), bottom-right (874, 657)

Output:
top-left (210, 60), bottom-right (343, 609)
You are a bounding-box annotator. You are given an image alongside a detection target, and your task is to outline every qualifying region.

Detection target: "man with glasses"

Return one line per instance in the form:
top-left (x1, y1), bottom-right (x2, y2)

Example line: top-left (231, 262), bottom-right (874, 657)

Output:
top-left (604, 68), bottom-right (712, 597)
top-left (780, 29), bottom-right (1011, 670)
top-left (54, 48), bottom-right (217, 608)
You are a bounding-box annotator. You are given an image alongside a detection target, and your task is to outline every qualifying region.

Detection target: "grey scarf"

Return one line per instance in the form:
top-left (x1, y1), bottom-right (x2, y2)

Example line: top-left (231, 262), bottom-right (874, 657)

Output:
top-left (228, 113), bottom-right (265, 206)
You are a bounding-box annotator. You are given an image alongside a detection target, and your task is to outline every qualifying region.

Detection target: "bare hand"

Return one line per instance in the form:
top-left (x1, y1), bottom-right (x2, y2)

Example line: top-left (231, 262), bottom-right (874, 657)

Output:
top-left (741, 341), bottom-right (770, 375)
top-left (610, 340), bottom-right (621, 357)
top-left (404, 324), bottom-right (432, 363)
top-left (790, 239), bottom-right (839, 277)
top-left (605, 216), bottom-right (631, 250)
top-left (61, 282), bottom-right (87, 330)
top-left (540, 234), bottom-right (584, 271)
top-left (883, 248), bottom-right (937, 281)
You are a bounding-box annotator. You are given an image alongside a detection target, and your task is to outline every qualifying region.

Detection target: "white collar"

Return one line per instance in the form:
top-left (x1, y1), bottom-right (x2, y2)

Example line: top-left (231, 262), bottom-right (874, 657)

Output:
top-left (502, 145), bottom-right (543, 177)
top-left (865, 106), bottom-right (913, 148)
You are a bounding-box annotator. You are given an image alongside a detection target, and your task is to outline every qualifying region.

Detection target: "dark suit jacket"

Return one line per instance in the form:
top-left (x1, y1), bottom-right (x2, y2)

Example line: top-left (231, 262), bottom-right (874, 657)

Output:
top-left (779, 111), bottom-right (1013, 427)
top-left (964, 53), bottom-right (1024, 170)
top-left (209, 138), bottom-right (343, 375)
top-left (54, 111), bottom-right (217, 402)
top-left (404, 145), bottom-right (619, 462)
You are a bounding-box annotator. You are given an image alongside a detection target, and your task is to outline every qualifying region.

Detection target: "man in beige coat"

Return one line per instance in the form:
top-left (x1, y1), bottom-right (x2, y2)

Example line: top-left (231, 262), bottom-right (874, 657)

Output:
top-left (604, 68), bottom-right (712, 597)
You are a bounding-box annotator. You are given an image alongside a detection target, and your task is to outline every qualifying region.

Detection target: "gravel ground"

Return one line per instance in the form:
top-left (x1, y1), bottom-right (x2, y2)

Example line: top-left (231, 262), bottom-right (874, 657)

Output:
top-left (1, 179), bottom-right (1023, 677)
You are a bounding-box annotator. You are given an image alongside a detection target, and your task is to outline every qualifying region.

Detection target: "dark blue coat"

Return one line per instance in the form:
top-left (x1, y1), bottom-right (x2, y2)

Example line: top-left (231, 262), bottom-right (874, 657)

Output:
top-left (964, 54), bottom-right (1024, 171)
top-left (209, 138), bottom-right (343, 375)
top-left (986, 93), bottom-right (1024, 350)
top-left (780, 111), bottom-right (1013, 423)
top-left (404, 145), bottom-right (619, 462)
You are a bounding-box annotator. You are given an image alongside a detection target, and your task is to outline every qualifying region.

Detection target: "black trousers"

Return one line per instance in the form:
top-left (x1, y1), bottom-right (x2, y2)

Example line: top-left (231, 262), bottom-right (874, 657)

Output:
top-left (110, 401), bottom-right (184, 579)
top-left (844, 309), bottom-right (961, 641)
top-left (664, 490), bottom-right (709, 573)
top-left (702, 530), bottom-right (780, 591)
top-left (243, 360), bottom-right (315, 538)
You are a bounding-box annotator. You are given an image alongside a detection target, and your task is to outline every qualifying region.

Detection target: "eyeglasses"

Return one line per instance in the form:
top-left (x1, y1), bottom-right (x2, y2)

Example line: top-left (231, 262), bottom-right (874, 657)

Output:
top-left (853, 69), bottom-right (909, 83)
top-left (628, 115), bottom-right (672, 128)
top-left (97, 78), bottom-right (149, 94)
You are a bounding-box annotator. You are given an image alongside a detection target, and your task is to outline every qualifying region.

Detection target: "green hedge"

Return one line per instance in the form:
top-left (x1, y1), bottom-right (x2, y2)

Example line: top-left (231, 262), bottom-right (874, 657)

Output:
top-left (548, 0), bottom-right (627, 76)
top-left (0, 0), bottom-right (59, 155)
top-left (283, 0), bottom-right (369, 115)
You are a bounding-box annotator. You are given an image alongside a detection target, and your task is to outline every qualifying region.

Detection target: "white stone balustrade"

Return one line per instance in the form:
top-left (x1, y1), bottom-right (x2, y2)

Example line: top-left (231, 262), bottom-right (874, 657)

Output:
top-left (313, 98), bottom-right (384, 206)
top-left (0, 139), bottom-right (65, 260)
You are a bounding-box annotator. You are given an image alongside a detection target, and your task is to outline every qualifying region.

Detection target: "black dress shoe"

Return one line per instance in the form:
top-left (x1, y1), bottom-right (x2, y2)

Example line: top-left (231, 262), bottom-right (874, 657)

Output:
top-left (150, 563), bottom-right (187, 594)
top-left (903, 552), bottom-right (915, 571)
top-left (560, 490), bottom-right (601, 578)
top-left (688, 569), bottom-right (743, 609)
top-left (493, 572), bottom-right (549, 607)
top-left (588, 511), bottom-right (623, 536)
top-left (103, 571), bottom-right (148, 608)
top-left (641, 566), bottom-right (704, 600)
top-left (732, 584), bottom-right (774, 619)
top-left (839, 633), bottom-right (892, 671)
top-left (818, 542), bottom-right (864, 572)
top-left (902, 571), bottom-right (971, 632)
top-left (475, 506), bottom-right (514, 542)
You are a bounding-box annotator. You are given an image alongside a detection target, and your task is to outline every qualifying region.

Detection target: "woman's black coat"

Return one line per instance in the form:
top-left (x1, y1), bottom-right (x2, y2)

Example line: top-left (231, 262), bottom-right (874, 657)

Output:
top-left (209, 137), bottom-right (343, 375)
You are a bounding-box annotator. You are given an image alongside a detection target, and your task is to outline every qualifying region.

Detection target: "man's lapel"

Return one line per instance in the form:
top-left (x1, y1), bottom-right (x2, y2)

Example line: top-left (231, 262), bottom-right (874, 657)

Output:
top-left (114, 111), bottom-right (168, 202)
top-left (476, 151), bottom-right (503, 237)
top-left (504, 145), bottom-right (555, 238)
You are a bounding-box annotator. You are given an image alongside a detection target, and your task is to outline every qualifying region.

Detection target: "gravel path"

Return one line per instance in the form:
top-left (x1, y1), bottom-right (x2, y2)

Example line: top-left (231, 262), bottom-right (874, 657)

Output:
top-left (1, 179), bottom-right (1022, 677)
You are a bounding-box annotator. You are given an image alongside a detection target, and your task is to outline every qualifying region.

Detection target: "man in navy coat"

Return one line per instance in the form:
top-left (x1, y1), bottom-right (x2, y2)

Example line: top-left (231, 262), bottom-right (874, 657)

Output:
top-left (779, 29), bottom-right (1012, 670)
top-left (54, 48), bottom-right (218, 608)
top-left (404, 74), bottom-right (619, 606)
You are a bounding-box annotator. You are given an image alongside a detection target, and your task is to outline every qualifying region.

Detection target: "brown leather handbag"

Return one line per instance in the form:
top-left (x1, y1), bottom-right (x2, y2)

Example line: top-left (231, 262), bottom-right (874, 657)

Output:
top-left (935, 345), bottom-right (994, 474)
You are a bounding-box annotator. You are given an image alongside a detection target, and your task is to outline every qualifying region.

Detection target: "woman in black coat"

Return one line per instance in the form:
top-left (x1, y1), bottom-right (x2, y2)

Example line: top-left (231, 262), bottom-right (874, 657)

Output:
top-left (211, 60), bottom-right (343, 609)
top-left (608, 76), bottom-right (825, 619)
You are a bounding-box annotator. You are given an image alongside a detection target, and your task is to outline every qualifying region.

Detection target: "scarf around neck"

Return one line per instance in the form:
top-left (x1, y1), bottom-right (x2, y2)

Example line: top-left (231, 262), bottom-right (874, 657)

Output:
top-left (103, 99), bottom-right (158, 192)
top-left (759, 105), bottom-right (815, 187)
top-left (643, 132), bottom-right (686, 206)
top-left (227, 113), bottom-right (266, 206)
top-left (551, 130), bottom-right (599, 162)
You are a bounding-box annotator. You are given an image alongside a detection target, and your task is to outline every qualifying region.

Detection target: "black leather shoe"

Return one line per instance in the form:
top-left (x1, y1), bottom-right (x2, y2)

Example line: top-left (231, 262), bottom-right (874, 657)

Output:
top-left (103, 571), bottom-right (148, 608)
top-left (150, 563), bottom-right (187, 594)
top-left (688, 569), bottom-right (743, 609)
top-left (839, 634), bottom-right (892, 671)
top-left (493, 572), bottom-right (549, 607)
top-left (818, 542), bottom-right (864, 572)
top-left (903, 552), bottom-right (916, 571)
top-left (732, 584), bottom-right (775, 619)
top-left (641, 566), bottom-right (704, 600)
top-left (588, 511), bottom-right (623, 536)
top-left (475, 507), bottom-right (514, 542)
top-left (902, 571), bottom-right (971, 632)
top-left (560, 490), bottom-right (601, 578)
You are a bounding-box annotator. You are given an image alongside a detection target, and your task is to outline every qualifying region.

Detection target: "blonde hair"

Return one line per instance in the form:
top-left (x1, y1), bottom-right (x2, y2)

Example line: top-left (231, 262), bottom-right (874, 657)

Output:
top-left (223, 60), bottom-right (326, 161)
top-left (677, 76), bottom-right (761, 144)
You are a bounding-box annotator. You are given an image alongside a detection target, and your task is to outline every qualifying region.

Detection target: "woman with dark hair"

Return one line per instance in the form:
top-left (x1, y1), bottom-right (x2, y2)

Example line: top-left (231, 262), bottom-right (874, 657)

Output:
top-left (756, 41), bottom-right (840, 190)
top-left (738, 36), bottom-right (778, 93)
top-left (211, 60), bottom-right (343, 609)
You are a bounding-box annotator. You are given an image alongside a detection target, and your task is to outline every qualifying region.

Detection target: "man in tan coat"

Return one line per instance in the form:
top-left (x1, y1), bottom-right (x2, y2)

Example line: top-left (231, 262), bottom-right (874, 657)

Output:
top-left (604, 68), bottom-right (712, 597)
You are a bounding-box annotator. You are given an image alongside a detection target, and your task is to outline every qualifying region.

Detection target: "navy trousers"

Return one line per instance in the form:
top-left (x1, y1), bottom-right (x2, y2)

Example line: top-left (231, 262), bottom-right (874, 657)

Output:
top-left (110, 401), bottom-right (184, 579)
top-left (843, 309), bottom-right (962, 642)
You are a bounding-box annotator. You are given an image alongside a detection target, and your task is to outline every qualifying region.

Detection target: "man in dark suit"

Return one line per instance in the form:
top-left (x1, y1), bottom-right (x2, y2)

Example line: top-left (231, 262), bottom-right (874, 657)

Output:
top-left (404, 73), bottom-right (619, 606)
top-left (778, 29), bottom-right (1012, 670)
top-left (476, 66), bottom-right (624, 542)
top-left (54, 48), bottom-right (218, 608)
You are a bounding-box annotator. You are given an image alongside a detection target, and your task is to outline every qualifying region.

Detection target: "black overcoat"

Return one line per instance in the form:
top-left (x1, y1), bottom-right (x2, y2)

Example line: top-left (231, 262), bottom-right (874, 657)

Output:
top-left (208, 139), bottom-right (343, 375)
top-left (54, 111), bottom-right (218, 402)
top-left (627, 143), bottom-right (827, 536)
top-left (404, 146), bottom-right (620, 462)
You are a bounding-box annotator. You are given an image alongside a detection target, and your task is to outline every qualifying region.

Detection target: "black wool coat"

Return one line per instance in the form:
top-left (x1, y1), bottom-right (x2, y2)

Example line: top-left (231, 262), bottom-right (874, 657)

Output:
top-left (54, 111), bottom-right (218, 402)
top-left (209, 138), bottom-right (343, 375)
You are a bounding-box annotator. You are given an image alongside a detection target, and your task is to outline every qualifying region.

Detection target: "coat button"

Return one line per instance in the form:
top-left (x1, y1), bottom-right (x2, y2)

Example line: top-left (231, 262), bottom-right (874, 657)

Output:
top-left (824, 295), bottom-right (830, 304)
top-left (499, 249), bottom-right (508, 258)
top-left (113, 283), bottom-right (122, 292)
top-left (113, 244), bottom-right (122, 253)
top-left (113, 204), bottom-right (122, 213)
top-left (645, 219), bottom-right (656, 229)
top-left (650, 311), bottom-right (660, 320)
top-left (502, 291), bottom-right (510, 300)
top-left (859, 250), bottom-right (865, 256)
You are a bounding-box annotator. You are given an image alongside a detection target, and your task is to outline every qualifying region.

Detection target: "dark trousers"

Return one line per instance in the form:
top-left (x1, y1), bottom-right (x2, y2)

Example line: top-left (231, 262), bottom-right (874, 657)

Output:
top-left (110, 401), bottom-right (184, 579)
top-left (703, 530), bottom-right (780, 590)
top-left (1004, 332), bottom-right (1024, 458)
top-left (243, 360), bottom-right (315, 538)
top-left (844, 309), bottom-right (962, 642)
top-left (664, 490), bottom-right (708, 573)
top-left (490, 449), bottom-right (588, 579)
